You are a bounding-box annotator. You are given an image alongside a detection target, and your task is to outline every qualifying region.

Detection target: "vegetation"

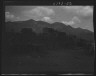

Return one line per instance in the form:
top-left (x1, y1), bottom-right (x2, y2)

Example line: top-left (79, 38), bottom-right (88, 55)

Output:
top-left (3, 27), bottom-right (94, 57)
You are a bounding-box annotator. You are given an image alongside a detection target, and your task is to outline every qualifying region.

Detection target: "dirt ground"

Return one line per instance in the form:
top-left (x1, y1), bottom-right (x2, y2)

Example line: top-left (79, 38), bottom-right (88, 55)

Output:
top-left (1, 49), bottom-right (94, 74)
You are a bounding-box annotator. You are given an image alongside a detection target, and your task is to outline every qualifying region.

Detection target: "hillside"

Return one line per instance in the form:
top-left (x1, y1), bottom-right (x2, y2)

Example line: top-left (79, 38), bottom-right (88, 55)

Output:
top-left (5, 19), bottom-right (94, 42)
top-left (2, 19), bottom-right (95, 74)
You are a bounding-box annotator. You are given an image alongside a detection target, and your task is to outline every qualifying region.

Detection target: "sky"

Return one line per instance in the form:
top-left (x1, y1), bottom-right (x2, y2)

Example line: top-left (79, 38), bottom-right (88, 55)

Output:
top-left (5, 6), bottom-right (93, 31)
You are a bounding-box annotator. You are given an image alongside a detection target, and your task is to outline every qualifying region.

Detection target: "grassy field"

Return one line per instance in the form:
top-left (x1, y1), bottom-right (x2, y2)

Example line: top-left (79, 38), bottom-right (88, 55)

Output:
top-left (2, 49), bottom-right (94, 74)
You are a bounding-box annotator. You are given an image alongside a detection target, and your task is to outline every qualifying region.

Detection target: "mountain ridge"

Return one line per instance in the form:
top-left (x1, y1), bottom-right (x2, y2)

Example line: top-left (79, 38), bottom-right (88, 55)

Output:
top-left (5, 19), bottom-right (94, 42)
top-left (6, 19), bottom-right (93, 32)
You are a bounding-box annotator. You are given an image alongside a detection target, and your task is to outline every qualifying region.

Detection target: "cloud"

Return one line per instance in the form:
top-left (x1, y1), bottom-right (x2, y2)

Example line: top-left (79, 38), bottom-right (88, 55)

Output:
top-left (72, 16), bottom-right (81, 23)
top-left (64, 6), bottom-right (82, 10)
top-left (5, 12), bottom-right (20, 22)
top-left (23, 6), bottom-right (55, 18)
top-left (62, 21), bottom-right (75, 25)
top-left (60, 6), bottom-right (93, 16)
top-left (5, 12), bottom-right (15, 20)
top-left (76, 6), bottom-right (93, 16)
top-left (41, 17), bottom-right (53, 23)
top-left (61, 16), bottom-right (80, 25)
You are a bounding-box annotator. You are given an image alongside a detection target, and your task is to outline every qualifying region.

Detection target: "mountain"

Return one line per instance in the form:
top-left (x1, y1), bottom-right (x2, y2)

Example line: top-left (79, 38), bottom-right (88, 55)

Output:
top-left (5, 19), bottom-right (94, 42)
